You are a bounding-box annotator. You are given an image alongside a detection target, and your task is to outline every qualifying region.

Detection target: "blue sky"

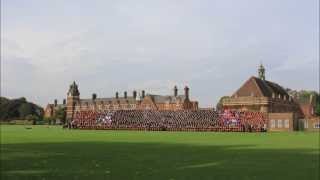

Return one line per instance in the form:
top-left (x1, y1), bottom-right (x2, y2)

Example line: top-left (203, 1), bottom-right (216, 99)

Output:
top-left (1, 0), bottom-right (319, 107)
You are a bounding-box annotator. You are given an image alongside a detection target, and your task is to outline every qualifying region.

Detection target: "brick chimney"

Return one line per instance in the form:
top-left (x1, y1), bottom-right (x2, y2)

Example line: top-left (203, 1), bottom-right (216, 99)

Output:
top-left (92, 93), bottom-right (97, 100)
top-left (142, 90), bottom-right (145, 98)
top-left (133, 90), bottom-right (137, 99)
top-left (116, 92), bottom-right (119, 99)
top-left (184, 86), bottom-right (189, 100)
top-left (174, 86), bottom-right (178, 97)
top-left (124, 91), bottom-right (127, 99)
top-left (54, 99), bottom-right (58, 107)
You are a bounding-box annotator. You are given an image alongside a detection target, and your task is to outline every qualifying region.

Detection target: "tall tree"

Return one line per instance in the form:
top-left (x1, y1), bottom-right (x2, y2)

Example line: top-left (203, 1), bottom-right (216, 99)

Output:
top-left (18, 103), bottom-right (33, 119)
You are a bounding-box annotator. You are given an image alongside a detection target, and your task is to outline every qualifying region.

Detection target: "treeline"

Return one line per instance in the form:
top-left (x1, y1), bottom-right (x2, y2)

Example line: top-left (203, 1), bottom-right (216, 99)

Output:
top-left (0, 97), bottom-right (44, 122)
top-left (287, 90), bottom-right (320, 116)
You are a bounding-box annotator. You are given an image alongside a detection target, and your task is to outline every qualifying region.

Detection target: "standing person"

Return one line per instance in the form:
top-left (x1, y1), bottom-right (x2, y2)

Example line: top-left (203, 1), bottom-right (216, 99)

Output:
top-left (249, 124), bottom-right (253, 132)
top-left (263, 123), bottom-right (267, 132)
top-left (241, 124), bottom-right (245, 132)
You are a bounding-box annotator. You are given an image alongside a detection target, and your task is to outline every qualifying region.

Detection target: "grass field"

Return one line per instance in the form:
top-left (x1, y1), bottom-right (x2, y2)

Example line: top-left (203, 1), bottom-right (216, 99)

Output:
top-left (1, 125), bottom-right (319, 180)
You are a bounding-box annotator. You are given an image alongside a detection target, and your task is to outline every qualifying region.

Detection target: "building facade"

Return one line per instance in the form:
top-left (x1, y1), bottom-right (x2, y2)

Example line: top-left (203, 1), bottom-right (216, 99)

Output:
top-left (44, 99), bottom-right (66, 124)
top-left (64, 82), bottom-right (198, 120)
top-left (222, 64), bottom-right (319, 131)
top-left (292, 92), bottom-right (320, 131)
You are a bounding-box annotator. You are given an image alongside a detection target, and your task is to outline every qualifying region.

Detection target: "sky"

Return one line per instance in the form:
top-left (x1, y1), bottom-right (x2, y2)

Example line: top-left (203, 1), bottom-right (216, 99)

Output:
top-left (1, 0), bottom-right (319, 108)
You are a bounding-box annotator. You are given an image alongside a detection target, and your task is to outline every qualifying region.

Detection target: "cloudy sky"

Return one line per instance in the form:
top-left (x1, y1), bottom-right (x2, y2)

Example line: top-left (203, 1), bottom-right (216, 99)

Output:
top-left (1, 0), bottom-right (319, 107)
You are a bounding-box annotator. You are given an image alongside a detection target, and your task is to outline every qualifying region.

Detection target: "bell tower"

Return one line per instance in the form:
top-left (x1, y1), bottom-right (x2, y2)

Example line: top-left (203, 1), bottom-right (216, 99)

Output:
top-left (66, 81), bottom-right (80, 122)
top-left (258, 64), bottom-right (266, 80)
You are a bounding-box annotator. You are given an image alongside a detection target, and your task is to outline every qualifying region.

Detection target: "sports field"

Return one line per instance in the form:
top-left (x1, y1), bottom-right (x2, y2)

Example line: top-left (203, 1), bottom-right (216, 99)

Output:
top-left (1, 125), bottom-right (319, 180)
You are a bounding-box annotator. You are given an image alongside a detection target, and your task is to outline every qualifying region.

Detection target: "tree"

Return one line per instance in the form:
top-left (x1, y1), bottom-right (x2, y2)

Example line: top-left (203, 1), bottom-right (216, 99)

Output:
top-left (43, 117), bottom-right (54, 125)
top-left (216, 96), bottom-right (229, 111)
top-left (316, 101), bottom-right (320, 116)
top-left (25, 114), bottom-right (38, 125)
top-left (315, 105), bottom-right (320, 116)
top-left (0, 97), bottom-right (44, 121)
top-left (54, 107), bottom-right (66, 124)
top-left (19, 103), bottom-right (33, 119)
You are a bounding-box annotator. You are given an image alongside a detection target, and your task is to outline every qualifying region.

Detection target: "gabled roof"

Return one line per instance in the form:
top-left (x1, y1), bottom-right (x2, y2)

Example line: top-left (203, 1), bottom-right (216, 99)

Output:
top-left (233, 76), bottom-right (289, 98)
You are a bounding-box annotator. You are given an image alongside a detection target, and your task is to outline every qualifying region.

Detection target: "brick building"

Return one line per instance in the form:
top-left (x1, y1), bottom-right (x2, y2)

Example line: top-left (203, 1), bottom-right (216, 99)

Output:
top-left (44, 64), bottom-right (318, 131)
top-left (44, 99), bottom-right (66, 123)
top-left (292, 92), bottom-right (320, 131)
top-left (65, 82), bottom-right (198, 121)
top-left (222, 64), bottom-right (319, 131)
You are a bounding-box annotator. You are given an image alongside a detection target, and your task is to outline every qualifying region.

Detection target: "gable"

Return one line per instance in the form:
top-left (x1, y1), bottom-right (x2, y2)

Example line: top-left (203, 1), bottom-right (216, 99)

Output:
top-left (233, 76), bottom-right (290, 98)
top-left (233, 77), bottom-right (264, 97)
top-left (140, 96), bottom-right (158, 110)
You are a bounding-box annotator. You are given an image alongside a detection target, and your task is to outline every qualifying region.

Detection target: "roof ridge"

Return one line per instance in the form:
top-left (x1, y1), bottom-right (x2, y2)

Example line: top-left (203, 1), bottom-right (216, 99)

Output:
top-left (251, 77), bottom-right (266, 97)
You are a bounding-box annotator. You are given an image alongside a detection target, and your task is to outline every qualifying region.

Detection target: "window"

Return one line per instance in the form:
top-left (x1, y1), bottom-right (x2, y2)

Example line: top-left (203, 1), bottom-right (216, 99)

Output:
top-left (270, 120), bottom-right (275, 128)
top-left (284, 120), bottom-right (289, 128)
top-left (314, 123), bottom-right (320, 129)
top-left (277, 120), bottom-right (283, 128)
top-left (304, 120), bottom-right (308, 129)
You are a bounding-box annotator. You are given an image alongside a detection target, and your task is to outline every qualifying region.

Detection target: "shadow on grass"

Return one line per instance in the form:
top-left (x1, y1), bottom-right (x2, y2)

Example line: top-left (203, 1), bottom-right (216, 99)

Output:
top-left (1, 142), bottom-right (319, 180)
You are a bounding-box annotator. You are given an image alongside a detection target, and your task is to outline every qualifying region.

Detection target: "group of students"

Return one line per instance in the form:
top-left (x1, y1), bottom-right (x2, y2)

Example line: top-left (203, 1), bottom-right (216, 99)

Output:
top-left (72, 109), bottom-right (267, 132)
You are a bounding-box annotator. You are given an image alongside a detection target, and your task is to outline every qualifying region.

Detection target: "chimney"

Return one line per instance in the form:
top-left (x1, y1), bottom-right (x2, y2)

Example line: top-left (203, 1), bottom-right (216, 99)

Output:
top-left (54, 99), bottom-right (58, 107)
top-left (124, 91), bottom-right (127, 99)
top-left (63, 99), bottom-right (66, 105)
top-left (184, 86), bottom-right (189, 100)
top-left (174, 86), bottom-right (178, 97)
top-left (116, 92), bottom-right (119, 99)
top-left (142, 90), bottom-right (145, 98)
top-left (133, 90), bottom-right (137, 99)
top-left (92, 93), bottom-right (97, 100)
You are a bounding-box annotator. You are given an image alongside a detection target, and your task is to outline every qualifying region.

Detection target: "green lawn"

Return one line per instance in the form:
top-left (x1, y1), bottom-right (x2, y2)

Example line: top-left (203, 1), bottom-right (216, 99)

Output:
top-left (1, 125), bottom-right (319, 180)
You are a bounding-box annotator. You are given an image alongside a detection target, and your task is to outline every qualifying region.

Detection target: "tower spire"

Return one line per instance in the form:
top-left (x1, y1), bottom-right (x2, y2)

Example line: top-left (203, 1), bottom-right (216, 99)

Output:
top-left (258, 63), bottom-right (265, 80)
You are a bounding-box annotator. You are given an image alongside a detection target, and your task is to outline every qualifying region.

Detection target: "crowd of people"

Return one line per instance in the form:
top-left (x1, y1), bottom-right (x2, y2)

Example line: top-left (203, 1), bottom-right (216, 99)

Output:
top-left (71, 109), bottom-right (267, 132)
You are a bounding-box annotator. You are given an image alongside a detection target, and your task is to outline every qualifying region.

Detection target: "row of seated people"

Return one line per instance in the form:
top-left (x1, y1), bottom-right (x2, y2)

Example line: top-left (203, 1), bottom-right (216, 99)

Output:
top-left (72, 110), bottom-right (267, 132)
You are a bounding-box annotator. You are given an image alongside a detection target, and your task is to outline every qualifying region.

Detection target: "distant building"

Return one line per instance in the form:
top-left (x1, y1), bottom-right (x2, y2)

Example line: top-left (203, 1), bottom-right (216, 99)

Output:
top-left (289, 91), bottom-right (319, 131)
top-left (44, 99), bottom-right (66, 124)
top-left (222, 64), bottom-right (319, 131)
top-left (64, 82), bottom-right (198, 121)
top-left (44, 64), bottom-right (318, 131)
top-left (222, 65), bottom-right (299, 113)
